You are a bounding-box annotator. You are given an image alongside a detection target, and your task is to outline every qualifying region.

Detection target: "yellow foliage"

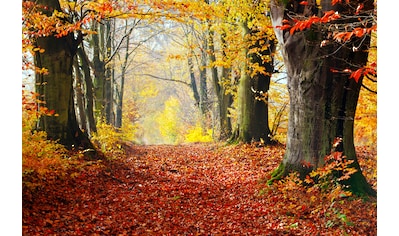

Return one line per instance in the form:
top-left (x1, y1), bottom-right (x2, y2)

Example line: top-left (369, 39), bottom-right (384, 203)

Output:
top-left (354, 34), bottom-right (376, 146)
top-left (268, 81), bottom-right (289, 144)
top-left (91, 121), bottom-right (124, 156)
top-left (139, 82), bottom-right (159, 98)
top-left (156, 97), bottom-right (182, 144)
top-left (354, 87), bottom-right (376, 146)
top-left (121, 114), bottom-right (139, 142)
top-left (22, 92), bottom-right (75, 189)
top-left (22, 130), bottom-right (69, 176)
top-left (184, 124), bottom-right (213, 143)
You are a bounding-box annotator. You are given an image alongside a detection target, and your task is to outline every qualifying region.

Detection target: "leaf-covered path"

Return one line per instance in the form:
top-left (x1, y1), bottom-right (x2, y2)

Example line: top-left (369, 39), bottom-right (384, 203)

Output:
top-left (23, 143), bottom-right (376, 235)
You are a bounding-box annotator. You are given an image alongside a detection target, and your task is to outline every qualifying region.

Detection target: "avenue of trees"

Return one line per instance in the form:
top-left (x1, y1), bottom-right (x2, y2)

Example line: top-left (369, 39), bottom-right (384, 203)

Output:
top-left (22, 0), bottom-right (376, 196)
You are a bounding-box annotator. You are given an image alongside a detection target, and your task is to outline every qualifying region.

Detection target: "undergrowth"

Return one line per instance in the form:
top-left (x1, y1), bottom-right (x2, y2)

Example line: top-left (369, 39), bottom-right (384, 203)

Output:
top-left (261, 151), bottom-right (376, 234)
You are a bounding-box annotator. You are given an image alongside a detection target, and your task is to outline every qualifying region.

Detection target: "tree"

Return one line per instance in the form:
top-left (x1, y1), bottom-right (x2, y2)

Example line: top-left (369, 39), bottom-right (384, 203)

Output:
top-left (25, 0), bottom-right (93, 149)
top-left (223, 0), bottom-right (276, 144)
top-left (269, 0), bottom-right (376, 196)
top-left (76, 45), bottom-right (97, 134)
top-left (23, 0), bottom-right (179, 146)
top-left (90, 19), bottom-right (114, 124)
top-left (233, 23), bottom-right (276, 143)
top-left (207, 28), bottom-right (234, 140)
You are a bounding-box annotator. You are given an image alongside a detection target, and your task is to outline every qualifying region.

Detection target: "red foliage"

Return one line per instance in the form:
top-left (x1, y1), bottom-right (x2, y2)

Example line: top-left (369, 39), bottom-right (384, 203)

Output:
top-left (276, 11), bottom-right (341, 35)
top-left (23, 144), bottom-right (376, 235)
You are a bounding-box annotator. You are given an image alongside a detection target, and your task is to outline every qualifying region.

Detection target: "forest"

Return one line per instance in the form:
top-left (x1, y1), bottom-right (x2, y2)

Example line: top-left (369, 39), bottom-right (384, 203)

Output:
top-left (20, 0), bottom-right (380, 235)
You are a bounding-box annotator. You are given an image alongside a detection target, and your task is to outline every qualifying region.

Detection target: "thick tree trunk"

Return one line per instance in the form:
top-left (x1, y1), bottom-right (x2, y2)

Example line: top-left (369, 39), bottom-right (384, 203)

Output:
top-left (269, 0), bottom-right (375, 196)
top-left (35, 35), bottom-right (74, 144)
top-left (34, 0), bottom-right (93, 150)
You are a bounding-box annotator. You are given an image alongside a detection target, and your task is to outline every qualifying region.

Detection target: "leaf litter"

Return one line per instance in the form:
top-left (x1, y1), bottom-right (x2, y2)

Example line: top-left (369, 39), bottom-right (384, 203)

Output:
top-left (23, 143), bottom-right (376, 235)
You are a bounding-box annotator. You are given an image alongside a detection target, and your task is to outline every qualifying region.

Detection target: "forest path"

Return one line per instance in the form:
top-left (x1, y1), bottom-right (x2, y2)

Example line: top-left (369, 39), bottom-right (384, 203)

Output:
top-left (109, 143), bottom-right (286, 234)
top-left (23, 143), bottom-right (290, 235)
top-left (23, 143), bottom-right (376, 235)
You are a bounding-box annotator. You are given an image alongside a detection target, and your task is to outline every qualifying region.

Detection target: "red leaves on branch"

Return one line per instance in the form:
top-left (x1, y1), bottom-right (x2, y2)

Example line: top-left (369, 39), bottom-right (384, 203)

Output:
top-left (350, 66), bottom-right (377, 83)
top-left (276, 11), bottom-right (340, 35)
top-left (329, 63), bottom-right (376, 83)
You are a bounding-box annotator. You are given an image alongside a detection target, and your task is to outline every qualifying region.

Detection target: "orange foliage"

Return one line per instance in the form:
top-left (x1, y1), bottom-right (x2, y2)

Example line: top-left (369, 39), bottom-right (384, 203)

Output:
top-left (22, 91), bottom-right (76, 191)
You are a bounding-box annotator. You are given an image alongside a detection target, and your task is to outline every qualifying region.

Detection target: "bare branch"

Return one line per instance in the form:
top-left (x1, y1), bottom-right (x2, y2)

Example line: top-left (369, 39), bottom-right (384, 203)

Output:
top-left (138, 73), bottom-right (191, 87)
top-left (361, 83), bottom-right (377, 94)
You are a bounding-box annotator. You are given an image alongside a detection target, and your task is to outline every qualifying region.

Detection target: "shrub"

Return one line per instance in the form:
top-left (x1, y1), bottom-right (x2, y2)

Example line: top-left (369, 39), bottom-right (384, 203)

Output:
top-left (184, 123), bottom-right (213, 143)
top-left (91, 121), bottom-right (124, 157)
top-left (22, 91), bottom-right (74, 190)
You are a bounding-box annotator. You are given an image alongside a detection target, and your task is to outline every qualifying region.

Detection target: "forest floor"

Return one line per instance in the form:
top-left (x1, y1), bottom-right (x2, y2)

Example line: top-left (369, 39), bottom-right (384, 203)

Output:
top-left (23, 143), bottom-right (377, 235)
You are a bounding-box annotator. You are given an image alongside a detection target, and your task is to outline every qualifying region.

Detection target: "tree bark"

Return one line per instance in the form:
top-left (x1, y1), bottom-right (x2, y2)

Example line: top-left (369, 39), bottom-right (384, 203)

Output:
top-left (232, 22), bottom-right (274, 143)
top-left (104, 21), bottom-right (113, 124)
top-left (188, 56), bottom-right (201, 107)
top-left (199, 48), bottom-right (209, 124)
top-left (92, 21), bottom-right (113, 124)
top-left (92, 21), bottom-right (106, 121)
top-left (73, 57), bottom-right (87, 132)
top-left (115, 20), bottom-right (131, 128)
top-left (34, 0), bottom-right (93, 149)
top-left (269, 0), bottom-right (375, 196)
top-left (76, 46), bottom-right (97, 133)
top-left (208, 27), bottom-right (233, 140)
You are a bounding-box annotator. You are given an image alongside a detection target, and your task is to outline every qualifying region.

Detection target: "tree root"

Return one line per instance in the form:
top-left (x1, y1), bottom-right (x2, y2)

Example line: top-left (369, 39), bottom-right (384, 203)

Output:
top-left (267, 162), bottom-right (286, 185)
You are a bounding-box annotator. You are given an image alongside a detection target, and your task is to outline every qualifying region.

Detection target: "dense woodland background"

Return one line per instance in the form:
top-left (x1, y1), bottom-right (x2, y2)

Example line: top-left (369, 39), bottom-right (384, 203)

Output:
top-left (2, 0), bottom-right (395, 234)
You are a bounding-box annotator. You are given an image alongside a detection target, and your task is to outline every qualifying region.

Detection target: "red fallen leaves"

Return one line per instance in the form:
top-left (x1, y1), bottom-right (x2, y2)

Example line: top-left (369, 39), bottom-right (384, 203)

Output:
top-left (23, 143), bottom-right (376, 235)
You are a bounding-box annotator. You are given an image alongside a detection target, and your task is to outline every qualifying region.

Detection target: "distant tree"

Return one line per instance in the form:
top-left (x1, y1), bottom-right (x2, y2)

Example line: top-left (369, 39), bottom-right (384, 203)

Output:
top-left (207, 28), bottom-right (234, 140)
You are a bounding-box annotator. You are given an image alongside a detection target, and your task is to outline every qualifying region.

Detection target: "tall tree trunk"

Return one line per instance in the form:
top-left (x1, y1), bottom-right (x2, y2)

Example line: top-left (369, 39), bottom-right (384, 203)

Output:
top-left (188, 56), bottom-right (201, 107)
top-left (92, 21), bottom-right (113, 124)
top-left (208, 25), bottom-right (233, 141)
top-left (34, 0), bottom-right (93, 149)
top-left (73, 57), bottom-right (87, 132)
top-left (92, 21), bottom-right (106, 121)
top-left (269, 0), bottom-right (375, 196)
top-left (77, 46), bottom-right (97, 133)
top-left (115, 20), bottom-right (131, 128)
top-left (199, 49), bottom-right (209, 125)
top-left (232, 22), bottom-right (274, 143)
top-left (104, 20), bottom-right (113, 124)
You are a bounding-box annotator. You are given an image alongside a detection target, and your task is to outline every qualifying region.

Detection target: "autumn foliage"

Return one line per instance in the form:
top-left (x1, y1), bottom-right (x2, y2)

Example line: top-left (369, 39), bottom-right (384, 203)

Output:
top-left (23, 142), bottom-right (376, 235)
top-left (22, 0), bottom-right (377, 234)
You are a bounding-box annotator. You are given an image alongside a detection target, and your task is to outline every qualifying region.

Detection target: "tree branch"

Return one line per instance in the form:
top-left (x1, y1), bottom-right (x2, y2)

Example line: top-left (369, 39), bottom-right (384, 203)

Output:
top-left (138, 74), bottom-right (191, 87)
top-left (361, 83), bottom-right (377, 94)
